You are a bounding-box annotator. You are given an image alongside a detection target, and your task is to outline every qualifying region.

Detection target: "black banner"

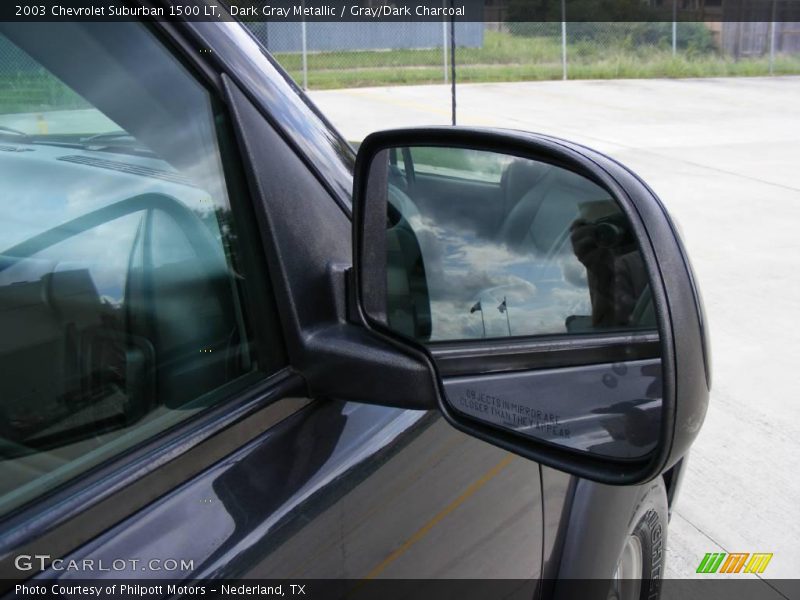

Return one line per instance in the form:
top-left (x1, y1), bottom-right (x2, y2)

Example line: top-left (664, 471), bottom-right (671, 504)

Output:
top-left (5, 579), bottom-right (800, 600)
top-left (4, 0), bottom-right (800, 23)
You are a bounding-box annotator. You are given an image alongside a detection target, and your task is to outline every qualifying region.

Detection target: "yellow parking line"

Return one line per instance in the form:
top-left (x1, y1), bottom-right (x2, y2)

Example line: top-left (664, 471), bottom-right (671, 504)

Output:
top-left (362, 453), bottom-right (515, 580)
top-left (340, 89), bottom-right (451, 119)
top-left (339, 89), bottom-right (496, 126)
top-left (285, 432), bottom-right (467, 579)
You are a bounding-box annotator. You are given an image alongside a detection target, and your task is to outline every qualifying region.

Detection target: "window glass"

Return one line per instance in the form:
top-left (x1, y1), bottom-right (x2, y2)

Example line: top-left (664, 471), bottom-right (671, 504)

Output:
top-left (384, 147), bottom-right (656, 342)
top-left (0, 24), bottom-right (273, 516)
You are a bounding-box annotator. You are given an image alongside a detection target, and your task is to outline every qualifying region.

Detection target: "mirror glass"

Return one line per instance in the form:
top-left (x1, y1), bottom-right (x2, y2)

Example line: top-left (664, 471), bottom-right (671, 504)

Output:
top-left (367, 144), bottom-right (663, 459)
top-left (381, 146), bottom-right (656, 342)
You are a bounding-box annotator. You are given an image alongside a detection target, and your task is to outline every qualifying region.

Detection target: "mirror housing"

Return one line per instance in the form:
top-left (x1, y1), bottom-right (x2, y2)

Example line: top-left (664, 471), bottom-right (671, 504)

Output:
top-left (345, 127), bottom-right (709, 485)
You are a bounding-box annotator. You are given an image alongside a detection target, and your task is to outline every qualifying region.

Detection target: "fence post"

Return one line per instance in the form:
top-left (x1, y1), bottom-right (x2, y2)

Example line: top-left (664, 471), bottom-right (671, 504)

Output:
top-left (672, 0), bottom-right (677, 56)
top-left (769, 0), bottom-right (777, 75)
top-left (560, 0), bottom-right (567, 80)
top-left (443, 19), bottom-right (449, 83)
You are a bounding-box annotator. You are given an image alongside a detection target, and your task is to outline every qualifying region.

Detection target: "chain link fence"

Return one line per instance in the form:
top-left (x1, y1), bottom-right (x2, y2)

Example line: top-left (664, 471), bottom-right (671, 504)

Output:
top-left (0, 36), bottom-right (87, 112)
top-left (0, 36), bottom-right (38, 75)
top-left (249, 21), bottom-right (800, 90)
top-left (245, 21), bottom-right (483, 88)
top-left (1, 21), bottom-right (799, 111)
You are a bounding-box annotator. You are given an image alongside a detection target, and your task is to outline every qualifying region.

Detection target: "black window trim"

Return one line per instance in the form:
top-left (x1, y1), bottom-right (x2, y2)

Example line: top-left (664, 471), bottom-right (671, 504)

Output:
top-left (146, 17), bottom-right (290, 375)
top-left (176, 17), bottom-right (356, 216)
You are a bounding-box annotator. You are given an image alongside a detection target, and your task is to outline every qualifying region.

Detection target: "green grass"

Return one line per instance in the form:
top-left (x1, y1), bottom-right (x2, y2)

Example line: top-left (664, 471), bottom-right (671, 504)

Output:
top-left (275, 31), bottom-right (563, 71)
top-left (272, 30), bottom-right (800, 90)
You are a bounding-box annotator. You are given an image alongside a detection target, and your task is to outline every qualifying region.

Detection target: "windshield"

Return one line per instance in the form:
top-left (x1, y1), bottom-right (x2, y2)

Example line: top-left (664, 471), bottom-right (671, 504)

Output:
top-left (0, 36), bottom-right (156, 159)
top-left (1, 14), bottom-right (356, 212)
top-left (0, 46), bottom-right (119, 137)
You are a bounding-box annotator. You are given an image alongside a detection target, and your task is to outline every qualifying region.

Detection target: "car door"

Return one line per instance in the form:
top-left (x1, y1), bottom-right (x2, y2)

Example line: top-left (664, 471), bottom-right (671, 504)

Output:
top-left (0, 18), bottom-right (543, 588)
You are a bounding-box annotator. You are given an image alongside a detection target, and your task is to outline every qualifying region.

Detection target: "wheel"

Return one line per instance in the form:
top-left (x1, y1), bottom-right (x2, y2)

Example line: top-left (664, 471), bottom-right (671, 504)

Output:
top-left (608, 479), bottom-right (668, 600)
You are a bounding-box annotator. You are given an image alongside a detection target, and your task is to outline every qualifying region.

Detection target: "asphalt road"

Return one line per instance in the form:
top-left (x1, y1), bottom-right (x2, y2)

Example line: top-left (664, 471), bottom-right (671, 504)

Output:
top-left (309, 77), bottom-right (800, 585)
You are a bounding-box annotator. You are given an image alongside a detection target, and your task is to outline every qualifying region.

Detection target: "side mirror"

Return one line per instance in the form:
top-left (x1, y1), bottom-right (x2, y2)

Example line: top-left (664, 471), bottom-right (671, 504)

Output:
top-left (350, 128), bottom-right (710, 485)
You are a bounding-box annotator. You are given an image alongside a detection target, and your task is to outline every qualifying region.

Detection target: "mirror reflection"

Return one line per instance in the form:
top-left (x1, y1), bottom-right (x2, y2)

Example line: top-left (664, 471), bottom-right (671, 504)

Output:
top-left (382, 146), bottom-right (656, 342)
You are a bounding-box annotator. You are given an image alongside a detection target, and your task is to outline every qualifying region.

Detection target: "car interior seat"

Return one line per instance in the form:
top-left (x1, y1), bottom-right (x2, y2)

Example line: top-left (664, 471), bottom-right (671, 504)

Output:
top-left (495, 159), bottom-right (550, 237)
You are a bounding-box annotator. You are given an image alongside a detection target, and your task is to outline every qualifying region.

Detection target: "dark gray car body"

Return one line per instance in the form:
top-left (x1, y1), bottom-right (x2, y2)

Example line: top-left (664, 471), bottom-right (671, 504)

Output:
top-left (0, 14), bottom-right (686, 596)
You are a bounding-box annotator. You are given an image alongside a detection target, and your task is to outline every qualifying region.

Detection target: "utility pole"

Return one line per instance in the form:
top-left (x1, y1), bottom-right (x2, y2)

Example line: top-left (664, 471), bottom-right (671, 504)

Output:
top-left (442, 11), bottom-right (448, 83)
top-left (301, 1), bottom-right (308, 90)
top-left (450, 3), bottom-right (456, 125)
top-left (560, 0), bottom-right (567, 80)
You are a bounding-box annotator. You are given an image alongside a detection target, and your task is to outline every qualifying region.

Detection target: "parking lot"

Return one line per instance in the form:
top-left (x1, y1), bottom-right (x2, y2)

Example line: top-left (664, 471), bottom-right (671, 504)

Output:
top-left (310, 77), bottom-right (800, 584)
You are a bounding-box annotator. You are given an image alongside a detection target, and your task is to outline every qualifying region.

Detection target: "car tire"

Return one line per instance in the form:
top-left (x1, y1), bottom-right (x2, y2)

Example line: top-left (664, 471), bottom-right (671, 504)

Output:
top-left (609, 479), bottom-right (668, 600)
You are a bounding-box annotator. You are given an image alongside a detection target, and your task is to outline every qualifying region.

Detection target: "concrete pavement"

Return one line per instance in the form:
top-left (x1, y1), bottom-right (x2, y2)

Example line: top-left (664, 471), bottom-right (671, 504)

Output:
top-left (309, 77), bottom-right (800, 583)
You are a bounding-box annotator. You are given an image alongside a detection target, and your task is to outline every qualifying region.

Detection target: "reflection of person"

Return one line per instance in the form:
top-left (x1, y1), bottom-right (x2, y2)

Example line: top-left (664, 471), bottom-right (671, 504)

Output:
top-left (570, 217), bottom-right (648, 329)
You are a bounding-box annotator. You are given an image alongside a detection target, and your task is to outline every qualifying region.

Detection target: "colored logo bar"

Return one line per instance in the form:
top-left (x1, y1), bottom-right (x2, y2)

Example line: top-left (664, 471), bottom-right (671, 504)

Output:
top-left (696, 552), bottom-right (773, 574)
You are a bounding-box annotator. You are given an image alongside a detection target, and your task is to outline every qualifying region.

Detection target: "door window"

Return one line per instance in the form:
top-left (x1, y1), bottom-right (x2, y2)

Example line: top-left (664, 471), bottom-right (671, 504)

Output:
top-left (0, 23), bottom-right (278, 516)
